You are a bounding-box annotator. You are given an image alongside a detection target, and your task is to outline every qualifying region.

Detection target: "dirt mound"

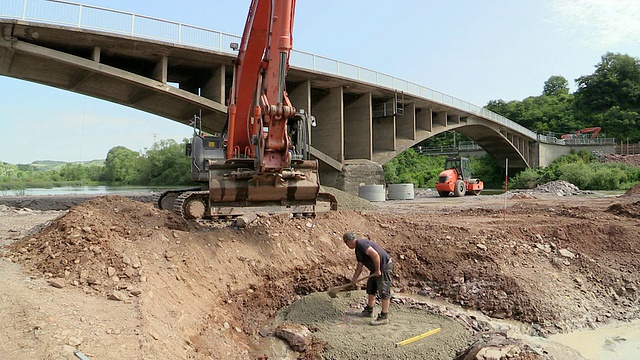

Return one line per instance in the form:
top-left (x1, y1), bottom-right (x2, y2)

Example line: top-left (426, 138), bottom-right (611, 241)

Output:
top-left (624, 182), bottom-right (640, 197)
top-left (607, 201), bottom-right (640, 218)
top-left (9, 195), bottom-right (187, 295)
top-left (602, 153), bottom-right (640, 166)
top-left (3, 194), bottom-right (640, 359)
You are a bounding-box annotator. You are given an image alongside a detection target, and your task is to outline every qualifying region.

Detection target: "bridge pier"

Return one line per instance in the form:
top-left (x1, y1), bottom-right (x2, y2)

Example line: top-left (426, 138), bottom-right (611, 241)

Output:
top-left (319, 160), bottom-right (385, 196)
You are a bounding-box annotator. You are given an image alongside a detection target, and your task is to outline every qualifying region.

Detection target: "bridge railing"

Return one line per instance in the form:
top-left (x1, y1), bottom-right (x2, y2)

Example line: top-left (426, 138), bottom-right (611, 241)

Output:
top-left (1, 0), bottom-right (539, 139)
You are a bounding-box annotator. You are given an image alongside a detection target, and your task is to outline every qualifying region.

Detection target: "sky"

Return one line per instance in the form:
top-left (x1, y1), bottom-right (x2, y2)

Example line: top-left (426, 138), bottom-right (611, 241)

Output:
top-left (1, 0), bottom-right (639, 164)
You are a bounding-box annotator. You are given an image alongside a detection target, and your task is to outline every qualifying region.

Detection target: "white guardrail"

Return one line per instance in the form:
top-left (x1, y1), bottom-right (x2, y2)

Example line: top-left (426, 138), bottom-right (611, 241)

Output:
top-left (0, 0), bottom-right (541, 139)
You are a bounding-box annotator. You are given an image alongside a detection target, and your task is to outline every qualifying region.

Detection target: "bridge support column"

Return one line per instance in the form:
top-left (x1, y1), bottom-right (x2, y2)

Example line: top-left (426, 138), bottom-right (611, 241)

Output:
top-left (201, 64), bottom-right (226, 104)
top-left (373, 117), bottom-right (395, 152)
top-left (433, 111), bottom-right (447, 128)
top-left (288, 80), bottom-right (312, 146)
top-left (91, 46), bottom-right (100, 62)
top-left (345, 93), bottom-right (372, 160)
top-left (416, 107), bottom-right (432, 132)
top-left (397, 102), bottom-right (415, 140)
top-left (311, 86), bottom-right (344, 164)
top-left (152, 56), bottom-right (168, 83)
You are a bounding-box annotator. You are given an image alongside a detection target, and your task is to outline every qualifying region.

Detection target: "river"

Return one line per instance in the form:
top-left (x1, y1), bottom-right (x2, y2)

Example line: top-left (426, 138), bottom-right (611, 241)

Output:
top-left (0, 185), bottom-right (170, 196)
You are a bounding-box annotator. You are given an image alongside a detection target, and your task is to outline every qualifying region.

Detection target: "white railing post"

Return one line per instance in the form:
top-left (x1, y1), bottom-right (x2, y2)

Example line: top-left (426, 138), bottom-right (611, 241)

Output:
top-left (131, 14), bottom-right (135, 36)
top-left (77, 5), bottom-right (82, 28)
top-left (22, 0), bottom-right (27, 20)
top-left (178, 24), bottom-right (182, 44)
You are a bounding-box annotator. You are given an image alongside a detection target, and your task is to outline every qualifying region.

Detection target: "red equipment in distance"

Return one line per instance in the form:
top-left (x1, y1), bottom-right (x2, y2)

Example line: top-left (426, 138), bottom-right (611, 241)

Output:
top-left (560, 127), bottom-right (601, 140)
top-left (435, 157), bottom-right (484, 197)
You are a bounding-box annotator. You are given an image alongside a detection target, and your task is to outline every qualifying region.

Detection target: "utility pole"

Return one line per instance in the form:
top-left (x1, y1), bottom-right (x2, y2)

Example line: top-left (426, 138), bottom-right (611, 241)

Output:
top-left (152, 133), bottom-right (159, 143)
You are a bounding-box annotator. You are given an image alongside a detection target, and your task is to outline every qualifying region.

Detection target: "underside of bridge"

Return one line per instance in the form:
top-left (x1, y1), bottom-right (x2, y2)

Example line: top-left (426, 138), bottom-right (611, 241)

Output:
top-left (0, 19), bottom-right (537, 192)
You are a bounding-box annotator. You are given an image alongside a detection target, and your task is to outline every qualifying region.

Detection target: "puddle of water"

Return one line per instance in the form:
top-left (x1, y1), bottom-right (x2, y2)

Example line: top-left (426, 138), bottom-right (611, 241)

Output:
top-left (550, 320), bottom-right (640, 360)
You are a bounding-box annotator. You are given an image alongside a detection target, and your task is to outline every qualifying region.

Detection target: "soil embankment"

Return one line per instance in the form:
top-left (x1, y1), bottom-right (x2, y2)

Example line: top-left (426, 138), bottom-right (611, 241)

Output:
top-left (0, 184), bottom-right (639, 359)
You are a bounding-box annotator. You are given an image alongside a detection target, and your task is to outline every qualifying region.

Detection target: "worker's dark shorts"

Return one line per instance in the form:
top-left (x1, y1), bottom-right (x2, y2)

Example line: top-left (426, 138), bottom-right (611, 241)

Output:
top-left (366, 261), bottom-right (393, 300)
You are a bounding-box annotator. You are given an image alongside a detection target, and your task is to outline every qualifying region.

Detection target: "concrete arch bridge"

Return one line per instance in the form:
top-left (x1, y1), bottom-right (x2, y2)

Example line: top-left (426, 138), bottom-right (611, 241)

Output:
top-left (1, 1), bottom-right (599, 191)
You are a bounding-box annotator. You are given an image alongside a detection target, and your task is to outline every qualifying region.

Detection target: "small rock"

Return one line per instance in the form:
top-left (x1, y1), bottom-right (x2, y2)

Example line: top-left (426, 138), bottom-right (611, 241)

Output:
top-left (274, 323), bottom-right (312, 352)
top-left (48, 278), bottom-right (66, 289)
top-left (107, 291), bottom-right (129, 301)
top-left (68, 336), bottom-right (82, 346)
top-left (107, 267), bottom-right (116, 277)
top-left (559, 249), bottom-right (575, 258)
top-left (128, 288), bottom-right (143, 296)
top-left (476, 243), bottom-right (488, 251)
top-left (165, 251), bottom-right (177, 260)
top-left (122, 256), bottom-right (131, 265)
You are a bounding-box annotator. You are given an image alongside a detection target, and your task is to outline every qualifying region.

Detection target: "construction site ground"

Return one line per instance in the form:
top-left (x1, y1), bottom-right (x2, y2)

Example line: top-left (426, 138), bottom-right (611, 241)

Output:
top-left (1, 181), bottom-right (640, 359)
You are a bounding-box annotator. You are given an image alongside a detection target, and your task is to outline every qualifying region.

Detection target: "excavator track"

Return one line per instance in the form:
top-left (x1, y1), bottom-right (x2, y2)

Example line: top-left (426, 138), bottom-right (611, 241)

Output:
top-left (153, 188), bottom-right (201, 210)
top-left (173, 190), bottom-right (210, 220)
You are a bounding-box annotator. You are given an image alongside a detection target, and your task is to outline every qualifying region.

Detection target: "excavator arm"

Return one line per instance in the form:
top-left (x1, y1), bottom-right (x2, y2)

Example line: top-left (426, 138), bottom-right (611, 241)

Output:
top-left (228, 0), bottom-right (296, 171)
top-left (155, 0), bottom-right (336, 220)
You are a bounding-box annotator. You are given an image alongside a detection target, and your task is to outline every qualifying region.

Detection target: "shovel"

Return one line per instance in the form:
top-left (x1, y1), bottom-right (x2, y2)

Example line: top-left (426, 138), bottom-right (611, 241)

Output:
top-left (327, 275), bottom-right (373, 298)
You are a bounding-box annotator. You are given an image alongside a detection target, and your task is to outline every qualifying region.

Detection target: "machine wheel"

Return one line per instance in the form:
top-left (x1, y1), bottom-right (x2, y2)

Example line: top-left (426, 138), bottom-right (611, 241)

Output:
top-left (438, 191), bottom-right (450, 197)
top-left (453, 180), bottom-right (466, 197)
top-left (184, 198), bottom-right (207, 219)
top-left (160, 192), bottom-right (178, 210)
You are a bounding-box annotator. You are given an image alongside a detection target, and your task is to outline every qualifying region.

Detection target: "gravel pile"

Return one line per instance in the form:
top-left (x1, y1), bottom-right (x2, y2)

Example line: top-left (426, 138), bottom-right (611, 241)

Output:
top-left (320, 186), bottom-right (378, 211)
top-left (532, 180), bottom-right (592, 196)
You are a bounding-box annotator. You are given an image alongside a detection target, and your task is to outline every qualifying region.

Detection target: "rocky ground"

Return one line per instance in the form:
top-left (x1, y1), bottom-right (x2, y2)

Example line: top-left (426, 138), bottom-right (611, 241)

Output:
top-left (0, 182), bottom-right (639, 359)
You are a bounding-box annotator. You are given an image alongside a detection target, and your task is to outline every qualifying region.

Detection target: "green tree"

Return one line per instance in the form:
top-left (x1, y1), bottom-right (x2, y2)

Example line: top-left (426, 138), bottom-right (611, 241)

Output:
top-left (575, 53), bottom-right (640, 113)
top-left (543, 75), bottom-right (569, 96)
top-left (138, 139), bottom-right (193, 186)
top-left (103, 146), bottom-right (141, 184)
top-left (58, 163), bottom-right (87, 181)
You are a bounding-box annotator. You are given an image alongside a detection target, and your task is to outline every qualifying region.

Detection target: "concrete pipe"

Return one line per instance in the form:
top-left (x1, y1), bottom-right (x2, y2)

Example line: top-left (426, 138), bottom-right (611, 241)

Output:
top-left (388, 183), bottom-right (414, 200)
top-left (358, 184), bottom-right (386, 202)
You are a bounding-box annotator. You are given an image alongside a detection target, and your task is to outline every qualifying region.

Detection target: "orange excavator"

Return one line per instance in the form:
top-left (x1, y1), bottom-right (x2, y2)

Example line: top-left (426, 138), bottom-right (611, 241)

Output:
top-left (560, 127), bottom-right (601, 140)
top-left (156, 0), bottom-right (336, 219)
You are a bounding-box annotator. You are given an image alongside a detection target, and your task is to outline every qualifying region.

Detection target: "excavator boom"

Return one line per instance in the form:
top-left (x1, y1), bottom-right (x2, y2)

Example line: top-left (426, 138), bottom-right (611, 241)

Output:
top-left (156, 0), bottom-right (337, 220)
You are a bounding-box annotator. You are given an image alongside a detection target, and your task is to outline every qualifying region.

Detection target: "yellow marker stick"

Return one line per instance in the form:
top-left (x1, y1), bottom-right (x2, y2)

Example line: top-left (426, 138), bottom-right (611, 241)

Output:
top-left (395, 328), bottom-right (441, 347)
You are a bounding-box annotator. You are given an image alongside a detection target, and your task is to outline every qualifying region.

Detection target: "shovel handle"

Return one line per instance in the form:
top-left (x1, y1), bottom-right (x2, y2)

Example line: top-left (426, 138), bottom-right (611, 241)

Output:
top-left (329, 275), bottom-right (373, 293)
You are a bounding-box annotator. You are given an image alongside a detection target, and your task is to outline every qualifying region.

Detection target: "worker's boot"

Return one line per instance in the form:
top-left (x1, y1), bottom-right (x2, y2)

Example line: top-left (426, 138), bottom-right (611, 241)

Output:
top-left (356, 305), bottom-right (373, 318)
top-left (370, 312), bottom-right (389, 326)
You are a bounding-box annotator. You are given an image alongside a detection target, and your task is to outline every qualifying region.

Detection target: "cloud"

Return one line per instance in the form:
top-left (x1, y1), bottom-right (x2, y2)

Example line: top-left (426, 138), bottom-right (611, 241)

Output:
top-left (548, 0), bottom-right (640, 48)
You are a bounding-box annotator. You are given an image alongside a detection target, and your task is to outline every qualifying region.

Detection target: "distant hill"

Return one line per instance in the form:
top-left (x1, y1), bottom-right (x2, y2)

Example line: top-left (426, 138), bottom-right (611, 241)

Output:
top-left (20, 160), bottom-right (105, 172)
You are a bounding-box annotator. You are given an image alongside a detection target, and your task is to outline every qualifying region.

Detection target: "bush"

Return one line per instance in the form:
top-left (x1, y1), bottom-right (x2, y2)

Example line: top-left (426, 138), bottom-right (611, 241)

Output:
top-left (510, 168), bottom-right (540, 189)
top-left (590, 165), bottom-right (626, 190)
top-left (558, 162), bottom-right (592, 189)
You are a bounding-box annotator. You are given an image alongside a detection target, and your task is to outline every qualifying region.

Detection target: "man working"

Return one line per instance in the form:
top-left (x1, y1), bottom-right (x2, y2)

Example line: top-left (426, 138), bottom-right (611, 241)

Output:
top-left (342, 232), bottom-right (393, 326)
